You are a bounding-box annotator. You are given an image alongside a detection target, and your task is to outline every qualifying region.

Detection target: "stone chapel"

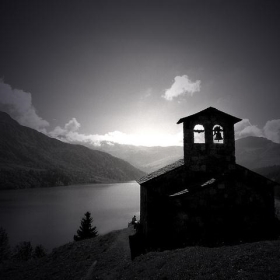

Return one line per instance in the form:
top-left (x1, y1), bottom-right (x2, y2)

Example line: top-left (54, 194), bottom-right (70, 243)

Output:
top-left (137, 107), bottom-right (278, 248)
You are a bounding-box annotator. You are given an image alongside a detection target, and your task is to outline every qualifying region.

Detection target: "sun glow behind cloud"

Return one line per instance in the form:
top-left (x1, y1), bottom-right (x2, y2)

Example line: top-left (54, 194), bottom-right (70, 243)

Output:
top-left (1, 81), bottom-right (280, 146)
top-left (50, 117), bottom-right (280, 147)
top-left (50, 122), bottom-right (184, 147)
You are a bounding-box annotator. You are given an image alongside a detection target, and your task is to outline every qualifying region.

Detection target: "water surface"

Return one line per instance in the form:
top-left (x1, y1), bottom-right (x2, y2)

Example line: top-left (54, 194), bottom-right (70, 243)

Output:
top-left (0, 182), bottom-right (140, 251)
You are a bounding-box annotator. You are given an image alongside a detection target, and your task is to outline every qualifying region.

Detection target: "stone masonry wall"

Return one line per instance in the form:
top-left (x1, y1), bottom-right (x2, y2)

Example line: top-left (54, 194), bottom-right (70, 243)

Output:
top-left (183, 114), bottom-right (236, 173)
top-left (169, 171), bottom-right (275, 246)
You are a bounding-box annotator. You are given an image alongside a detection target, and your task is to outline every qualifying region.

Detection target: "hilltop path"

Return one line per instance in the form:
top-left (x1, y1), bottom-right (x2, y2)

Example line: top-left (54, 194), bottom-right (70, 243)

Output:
top-left (83, 226), bottom-right (134, 280)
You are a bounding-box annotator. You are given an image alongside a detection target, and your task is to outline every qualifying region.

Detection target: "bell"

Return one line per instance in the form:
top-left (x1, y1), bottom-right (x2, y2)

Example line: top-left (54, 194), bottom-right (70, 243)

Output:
top-left (214, 131), bottom-right (223, 141)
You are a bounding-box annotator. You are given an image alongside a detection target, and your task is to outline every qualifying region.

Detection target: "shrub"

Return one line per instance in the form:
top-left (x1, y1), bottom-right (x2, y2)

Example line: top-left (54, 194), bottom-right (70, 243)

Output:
top-left (0, 227), bottom-right (11, 262)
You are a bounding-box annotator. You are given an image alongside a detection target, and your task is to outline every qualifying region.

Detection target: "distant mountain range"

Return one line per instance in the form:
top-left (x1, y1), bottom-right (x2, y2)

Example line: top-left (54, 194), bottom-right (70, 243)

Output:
top-left (96, 137), bottom-right (280, 171)
top-left (235, 137), bottom-right (280, 188)
top-left (1, 111), bottom-right (280, 190)
top-left (95, 136), bottom-right (280, 185)
top-left (94, 143), bottom-right (183, 173)
top-left (0, 112), bottom-right (145, 189)
top-left (235, 136), bottom-right (280, 169)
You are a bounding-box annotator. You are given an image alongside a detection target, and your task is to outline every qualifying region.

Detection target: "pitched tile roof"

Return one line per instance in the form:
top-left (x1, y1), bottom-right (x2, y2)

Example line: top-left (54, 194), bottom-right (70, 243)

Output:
top-left (137, 159), bottom-right (184, 185)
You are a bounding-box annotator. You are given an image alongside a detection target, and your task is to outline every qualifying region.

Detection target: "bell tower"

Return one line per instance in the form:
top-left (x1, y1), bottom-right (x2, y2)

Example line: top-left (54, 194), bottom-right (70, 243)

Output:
top-left (177, 107), bottom-right (242, 174)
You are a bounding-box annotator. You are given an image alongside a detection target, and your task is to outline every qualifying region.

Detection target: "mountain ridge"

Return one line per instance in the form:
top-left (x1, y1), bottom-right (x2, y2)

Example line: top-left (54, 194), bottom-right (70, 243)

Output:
top-left (235, 136), bottom-right (280, 169)
top-left (94, 136), bottom-right (280, 172)
top-left (0, 112), bottom-right (145, 189)
top-left (91, 136), bottom-right (280, 187)
top-left (2, 111), bottom-right (280, 189)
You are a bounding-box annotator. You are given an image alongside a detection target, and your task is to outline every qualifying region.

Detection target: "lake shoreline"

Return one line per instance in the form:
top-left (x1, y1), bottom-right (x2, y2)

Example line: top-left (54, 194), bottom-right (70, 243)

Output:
top-left (0, 179), bottom-right (139, 191)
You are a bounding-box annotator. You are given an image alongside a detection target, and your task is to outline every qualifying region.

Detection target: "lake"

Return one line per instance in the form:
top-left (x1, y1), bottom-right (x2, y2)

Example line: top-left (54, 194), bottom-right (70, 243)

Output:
top-left (0, 182), bottom-right (140, 251)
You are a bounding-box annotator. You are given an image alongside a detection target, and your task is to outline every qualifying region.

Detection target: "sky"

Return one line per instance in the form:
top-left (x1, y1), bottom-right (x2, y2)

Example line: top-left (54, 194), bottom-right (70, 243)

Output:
top-left (1, 0), bottom-right (280, 146)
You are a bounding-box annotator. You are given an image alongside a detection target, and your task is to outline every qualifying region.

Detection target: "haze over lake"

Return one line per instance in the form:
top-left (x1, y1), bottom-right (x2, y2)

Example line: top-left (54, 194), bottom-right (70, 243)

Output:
top-left (0, 182), bottom-right (140, 251)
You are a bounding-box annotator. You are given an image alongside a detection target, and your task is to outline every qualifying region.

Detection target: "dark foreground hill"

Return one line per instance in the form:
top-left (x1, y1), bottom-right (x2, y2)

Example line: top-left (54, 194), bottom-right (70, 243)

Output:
top-left (0, 112), bottom-right (145, 189)
top-left (1, 227), bottom-right (280, 280)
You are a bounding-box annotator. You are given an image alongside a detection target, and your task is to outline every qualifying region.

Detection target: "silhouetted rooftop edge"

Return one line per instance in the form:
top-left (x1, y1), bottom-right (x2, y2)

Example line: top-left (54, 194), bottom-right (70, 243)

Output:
top-left (177, 107), bottom-right (242, 124)
top-left (137, 159), bottom-right (184, 185)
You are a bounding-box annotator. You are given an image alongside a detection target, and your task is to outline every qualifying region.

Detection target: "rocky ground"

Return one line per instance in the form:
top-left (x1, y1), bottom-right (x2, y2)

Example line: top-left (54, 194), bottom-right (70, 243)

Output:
top-left (1, 226), bottom-right (280, 280)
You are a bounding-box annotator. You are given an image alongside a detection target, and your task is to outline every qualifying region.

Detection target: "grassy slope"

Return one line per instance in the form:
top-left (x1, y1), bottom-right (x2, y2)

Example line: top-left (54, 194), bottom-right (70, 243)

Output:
top-left (1, 226), bottom-right (280, 280)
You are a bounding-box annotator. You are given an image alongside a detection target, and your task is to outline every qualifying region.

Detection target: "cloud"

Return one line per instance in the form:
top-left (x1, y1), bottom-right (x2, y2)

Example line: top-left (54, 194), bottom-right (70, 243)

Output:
top-left (140, 88), bottom-right (152, 100)
top-left (65, 118), bottom-right (80, 132)
top-left (49, 118), bottom-right (81, 138)
top-left (162, 75), bottom-right (201, 101)
top-left (49, 119), bottom-right (183, 147)
top-left (2, 81), bottom-right (279, 146)
top-left (263, 119), bottom-right (280, 143)
top-left (144, 88), bottom-right (152, 98)
top-left (0, 81), bottom-right (49, 131)
top-left (51, 116), bottom-right (280, 147)
top-left (234, 118), bottom-right (280, 144)
top-left (234, 119), bottom-right (263, 139)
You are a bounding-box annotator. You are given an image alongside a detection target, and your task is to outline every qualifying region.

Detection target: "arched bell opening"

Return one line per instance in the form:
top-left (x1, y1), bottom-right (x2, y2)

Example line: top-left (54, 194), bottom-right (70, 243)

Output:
top-left (193, 124), bottom-right (205, 143)
top-left (213, 125), bottom-right (224, 144)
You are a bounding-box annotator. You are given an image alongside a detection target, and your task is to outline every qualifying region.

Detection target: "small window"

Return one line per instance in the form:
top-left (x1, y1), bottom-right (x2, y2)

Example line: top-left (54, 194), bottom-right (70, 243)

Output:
top-left (194, 124), bottom-right (205, 143)
top-left (213, 125), bottom-right (224, 144)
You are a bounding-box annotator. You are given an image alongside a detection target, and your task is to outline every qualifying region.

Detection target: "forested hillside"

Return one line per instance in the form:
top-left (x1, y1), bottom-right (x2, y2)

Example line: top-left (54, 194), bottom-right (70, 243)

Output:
top-left (0, 112), bottom-right (145, 189)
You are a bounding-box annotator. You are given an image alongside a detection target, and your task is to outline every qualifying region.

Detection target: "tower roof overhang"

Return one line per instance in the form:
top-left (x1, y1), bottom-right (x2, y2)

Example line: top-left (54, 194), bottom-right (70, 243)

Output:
top-left (177, 107), bottom-right (242, 125)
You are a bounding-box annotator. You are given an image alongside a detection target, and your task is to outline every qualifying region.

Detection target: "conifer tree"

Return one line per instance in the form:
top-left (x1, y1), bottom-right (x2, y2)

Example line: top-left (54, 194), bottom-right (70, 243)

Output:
top-left (74, 211), bottom-right (98, 241)
top-left (33, 245), bottom-right (47, 259)
top-left (13, 241), bottom-right (33, 261)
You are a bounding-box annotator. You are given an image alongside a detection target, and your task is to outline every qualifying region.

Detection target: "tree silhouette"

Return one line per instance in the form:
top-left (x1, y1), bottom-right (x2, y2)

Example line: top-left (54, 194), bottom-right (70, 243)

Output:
top-left (74, 211), bottom-right (98, 241)
top-left (13, 241), bottom-right (33, 261)
top-left (33, 245), bottom-right (47, 259)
